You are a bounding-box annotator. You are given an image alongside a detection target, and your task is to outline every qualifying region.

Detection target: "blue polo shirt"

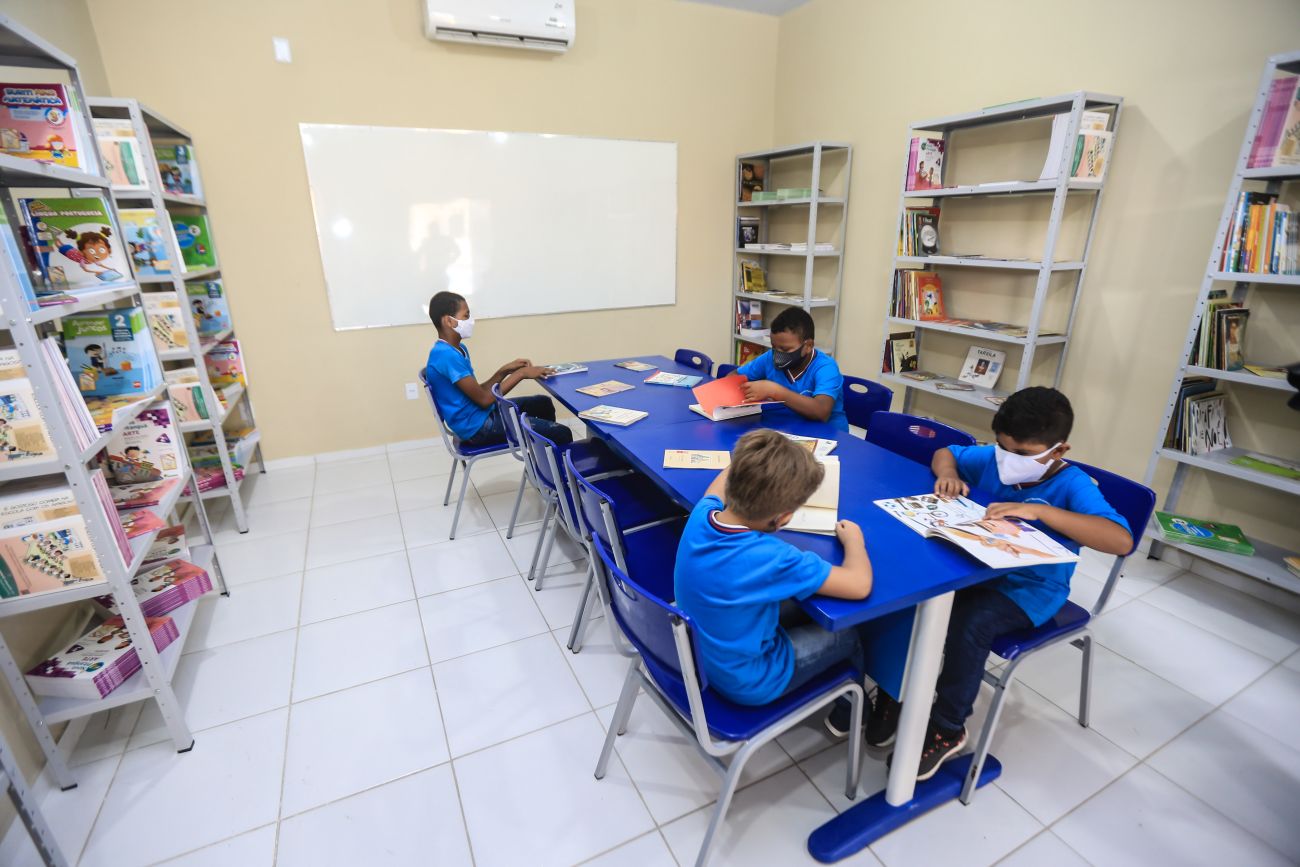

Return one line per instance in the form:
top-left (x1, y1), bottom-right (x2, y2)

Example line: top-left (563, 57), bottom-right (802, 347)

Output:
top-left (948, 444), bottom-right (1130, 626)
top-left (424, 340), bottom-right (491, 440)
top-left (673, 494), bottom-right (833, 705)
top-left (736, 348), bottom-right (847, 431)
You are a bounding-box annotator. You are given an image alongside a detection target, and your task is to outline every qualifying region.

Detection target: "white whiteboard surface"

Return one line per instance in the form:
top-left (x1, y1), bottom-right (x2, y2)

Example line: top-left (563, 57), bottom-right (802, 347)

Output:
top-left (298, 124), bottom-right (677, 330)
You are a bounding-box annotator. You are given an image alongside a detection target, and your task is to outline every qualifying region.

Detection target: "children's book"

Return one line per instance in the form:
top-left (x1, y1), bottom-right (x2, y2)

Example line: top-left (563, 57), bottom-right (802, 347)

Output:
top-left (740, 260), bottom-right (767, 293)
top-left (736, 340), bottom-right (764, 366)
top-left (958, 346), bottom-right (1006, 389)
top-left (205, 339), bottom-right (245, 388)
top-left (1154, 511), bottom-right (1254, 555)
top-left (614, 360), bottom-right (656, 372)
top-left (109, 477), bottom-right (180, 511)
top-left (739, 160), bottom-right (766, 202)
top-left (577, 405), bottom-right (648, 427)
top-left (781, 433), bottom-right (837, 459)
top-left (96, 558), bottom-right (212, 619)
top-left (0, 515), bottom-right (105, 600)
top-left (166, 380), bottom-right (210, 425)
top-left (106, 404), bottom-right (181, 485)
top-left (154, 144), bottom-right (204, 197)
top-left (0, 206), bottom-right (41, 312)
top-left (187, 280), bottom-right (231, 334)
top-left (876, 493), bottom-right (1079, 568)
top-left (907, 137), bottom-right (945, 191)
top-left (1251, 74), bottom-right (1300, 168)
top-left (645, 371), bottom-right (703, 388)
top-left (92, 118), bottom-right (149, 190)
top-left (576, 380), bottom-right (634, 397)
top-left (118, 508), bottom-right (165, 540)
top-left (916, 273), bottom-right (945, 320)
top-left (63, 307), bottom-right (161, 397)
top-left (1072, 130), bottom-right (1113, 180)
top-left (171, 213), bottom-right (217, 270)
top-left (118, 209), bottom-right (173, 277)
top-left (0, 350), bottom-right (56, 467)
top-left (142, 525), bottom-right (188, 568)
top-left (1227, 452), bottom-right (1300, 480)
top-left (663, 449), bottom-right (730, 470)
top-left (1040, 110), bottom-right (1109, 180)
top-left (25, 615), bottom-right (179, 700)
top-left (1182, 392), bottom-right (1230, 455)
top-left (0, 482), bottom-right (79, 531)
top-left (689, 403), bottom-right (763, 421)
top-left (889, 334), bottom-right (917, 374)
top-left (785, 457), bottom-right (840, 536)
top-left (690, 374), bottom-right (779, 417)
top-left (19, 196), bottom-right (131, 291)
top-left (0, 83), bottom-right (80, 167)
top-left (142, 292), bottom-right (189, 353)
top-left (544, 362), bottom-right (587, 377)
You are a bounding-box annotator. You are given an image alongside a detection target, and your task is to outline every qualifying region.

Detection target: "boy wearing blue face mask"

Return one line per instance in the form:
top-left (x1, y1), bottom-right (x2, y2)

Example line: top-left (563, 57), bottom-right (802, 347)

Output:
top-left (424, 291), bottom-right (572, 447)
top-left (868, 387), bottom-right (1131, 781)
top-left (736, 308), bottom-right (848, 431)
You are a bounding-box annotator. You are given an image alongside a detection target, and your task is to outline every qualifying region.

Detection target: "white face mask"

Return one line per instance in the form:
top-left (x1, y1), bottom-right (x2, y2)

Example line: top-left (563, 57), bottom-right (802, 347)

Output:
top-left (994, 442), bottom-right (1060, 486)
top-left (451, 316), bottom-right (474, 339)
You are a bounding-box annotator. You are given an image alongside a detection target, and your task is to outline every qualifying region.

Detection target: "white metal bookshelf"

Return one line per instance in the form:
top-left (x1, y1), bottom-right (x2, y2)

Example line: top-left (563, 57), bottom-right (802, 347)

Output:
top-left (880, 91), bottom-right (1123, 410)
top-left (0, 14), bottom-right (227, 790)
top-left (1143, 50), bottom-right (1300, 594)
top-left (1, 724), bottom-right (67, 867)
top-left (88, 97), bottom-right (265, 533)
top-left (731, 141), bottom-right (851, 359)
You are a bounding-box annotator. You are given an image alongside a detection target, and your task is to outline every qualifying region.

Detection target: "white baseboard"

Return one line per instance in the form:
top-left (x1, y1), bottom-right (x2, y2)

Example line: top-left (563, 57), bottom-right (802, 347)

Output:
top-left (260, 455), bottom-right (316, 471)
top-left (314, 445), bottom-right (389, 464)
top-left (1145, 537), bottom-right (1300, 615)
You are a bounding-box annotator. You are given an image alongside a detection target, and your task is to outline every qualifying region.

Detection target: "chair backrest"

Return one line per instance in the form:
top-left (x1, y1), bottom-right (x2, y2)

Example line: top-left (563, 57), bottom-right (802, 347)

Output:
top-left (489, 383), bottom-right (525, 455)
top-left (674, 348), bottom-right (714, 376)
top-left (865, 411), bottom-right (975, 465)
top-left (418, 368), bottom-right (462, 456)
top-left (842, 375), bottom-right (893, 431)
top-left (520, 415), bottom-right (563, 495)
top-left (566, 448), bottom-right (625, 558)
top-left (1061, 459), bottom-right (1156, 615)
top-left (715, 363), bottom-right (737, 379)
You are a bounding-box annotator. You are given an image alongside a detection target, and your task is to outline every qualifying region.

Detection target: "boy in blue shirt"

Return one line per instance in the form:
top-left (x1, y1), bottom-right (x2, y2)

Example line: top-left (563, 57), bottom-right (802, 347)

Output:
top-left (424, 291), bottom-right (572, 446)
top-left (674, 429), bottom-right (874, 734)
top-left (870, 387), bottom-right (1132, 781)
top-left (736, 308), bottom-right (848, 431)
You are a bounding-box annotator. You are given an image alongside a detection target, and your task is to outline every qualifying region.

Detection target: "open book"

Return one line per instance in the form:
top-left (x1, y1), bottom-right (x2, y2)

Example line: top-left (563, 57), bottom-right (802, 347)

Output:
top-left (577, 405), bottom-right (647, 427)
top-left (690, 374), bottom-right (781, 422)
top-left (875, 493), bottom-right (1077, 569)
top-left (785, 457), bottom-right (839, 535)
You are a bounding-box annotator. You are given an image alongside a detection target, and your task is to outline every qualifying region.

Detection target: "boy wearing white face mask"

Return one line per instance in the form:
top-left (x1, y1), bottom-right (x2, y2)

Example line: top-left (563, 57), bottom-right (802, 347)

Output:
top-left (424, 291), bottom-right (572, 447)
top-left (868, 387), bottom-right (1131, 781)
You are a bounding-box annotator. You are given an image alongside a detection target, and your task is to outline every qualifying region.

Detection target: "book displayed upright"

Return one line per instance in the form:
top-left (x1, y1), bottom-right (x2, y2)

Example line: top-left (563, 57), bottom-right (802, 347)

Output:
top-left (186, 279), bottom-right (232, 335)
top-left (0, 349), bottom-right (55, 467)
top-left (907, 137), bottom-right (944, 191)
top-left (19, 195), bottom-right (132, 291)
top-left (143, 292), bottom-right (190, 353)
top-left (0, 83), bottom-right (81, 167)
top-left (154, 143), bottom-right (204, 197)
top-left (958, 346), bottom-right (1006, 389)
top-left (105, 403), bottom-right (182, 486)
top-left (171, 213), bottom-right (217, 270)
top-left (62, 307), bottom-right (162, 397)
top-left (118, 209), bottom-right (174, 277)
top-left (1248, 72), bottom-right (1300, 168)
top-left (92, 117), bottom-right (149, 190)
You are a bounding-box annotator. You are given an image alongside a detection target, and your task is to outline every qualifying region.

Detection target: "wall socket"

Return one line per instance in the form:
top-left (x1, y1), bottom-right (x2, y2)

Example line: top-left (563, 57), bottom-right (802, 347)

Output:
top-left (405, 382), bottom-right (419, 400)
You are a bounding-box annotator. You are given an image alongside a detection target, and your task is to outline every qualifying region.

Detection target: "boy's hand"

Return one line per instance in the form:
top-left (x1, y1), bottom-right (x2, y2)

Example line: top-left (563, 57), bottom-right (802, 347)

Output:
top-left (523, 365), bottom-right (556, 379)
top-left (742, 380), bottom-right (785, 402)
top-left (501, 358), bottom-right (530, 373)
top-left (985, 502), bottom-right (1045, 522)
top-left (835, 519), bottom-right (865, 549)
top-left (934, 473), bottom-right (968, 499)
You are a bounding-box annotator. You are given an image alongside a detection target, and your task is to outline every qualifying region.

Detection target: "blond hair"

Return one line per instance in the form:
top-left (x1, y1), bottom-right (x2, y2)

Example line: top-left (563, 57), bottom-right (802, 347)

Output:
top-left (725, 429), bottom-right (824, 520)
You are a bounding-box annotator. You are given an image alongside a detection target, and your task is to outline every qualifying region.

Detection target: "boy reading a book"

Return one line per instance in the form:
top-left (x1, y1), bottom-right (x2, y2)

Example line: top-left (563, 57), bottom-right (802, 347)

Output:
top-left (869, 387), bottom-right (1132, 780)
top-left (424, 291), bottom-right (572, 447)
top-left (735, 308), bottom-right (848, 430)
top-left (674, 429), bottom-right (874, 734)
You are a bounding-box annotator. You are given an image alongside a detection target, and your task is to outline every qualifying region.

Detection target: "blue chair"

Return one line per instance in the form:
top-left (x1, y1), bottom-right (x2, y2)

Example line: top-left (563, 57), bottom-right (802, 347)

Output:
top-left (564, 445), bottom-right (686, 652)
top-left (675, 348), bottom-right (715, 377)
top-left (591, 537), bottom-right (865, 867)
top-left (715, 363), bottom-right (738, 379)
top-left (865, 411), bottom-right (975, 465)
top-left (959, 460), bottom-right (1155, 804)
top-left (418, 369), bottom-right (512, 540)
top-left (490, 384), bottom-right (538, 540)
top-left (842, 375), bottom-right (893, 433)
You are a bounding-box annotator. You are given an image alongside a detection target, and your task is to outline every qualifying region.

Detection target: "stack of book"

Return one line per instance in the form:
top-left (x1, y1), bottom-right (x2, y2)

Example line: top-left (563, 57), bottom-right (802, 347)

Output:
top-left (1164, 377), bottom-right (1230, 456)
top-left (882, 331), bottom-right (918, 374)
top-left (1219, 192), bottom-right (1297, 275)
top-left (891, 271), bottom-right (945, 320)
top-left (1247, 72), bottom-right (1300, 169)
top-left (142, 525), bottom-right (188, 569)
top-left (63, 307), bottom-right (164, 399)
top-left (0, 480), bottom-right (110, 600)
top-left (96, 558), bottom-right (211, 618)
top-left (898, 207), bottom-right (940, 256)
top-left (38, 337), bottom-right (99, 449)
top-left (788, 242), bottom-right (834, 254)
top-left (24, 614), bottom-right (179, 700)
top-left (1191, 291), bottom-right (1249, 370)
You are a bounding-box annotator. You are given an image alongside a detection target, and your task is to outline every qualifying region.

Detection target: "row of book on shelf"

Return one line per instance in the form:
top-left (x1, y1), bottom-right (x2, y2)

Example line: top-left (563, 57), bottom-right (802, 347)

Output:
top-left (737, 259), bottom-right (830, 304)
top-left (1247, 71), bottom-right (1300, 170)
top-left (1218, 191), bottom-right (1298, 276)
top-left (890, 270), bottom-right (1062, 339)
top-left (882, 332), bottom-right (1009, 403)
top-left (1189, 290), bottom-right (1286, 379)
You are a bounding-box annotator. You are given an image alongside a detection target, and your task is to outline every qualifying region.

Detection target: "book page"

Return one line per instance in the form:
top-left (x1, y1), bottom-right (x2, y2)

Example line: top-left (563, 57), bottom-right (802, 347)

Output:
top-left (875, 493), bottom-right (986, 535)
top-left (663, 450), bottom-right (730, 470)
top-left (933, 517), bottom-right (1077, 568)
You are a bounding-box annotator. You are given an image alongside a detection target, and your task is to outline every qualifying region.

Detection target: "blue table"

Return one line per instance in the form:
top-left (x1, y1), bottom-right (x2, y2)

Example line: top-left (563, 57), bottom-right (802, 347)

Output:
top-left (541, 355), bottom-right (1010, 860)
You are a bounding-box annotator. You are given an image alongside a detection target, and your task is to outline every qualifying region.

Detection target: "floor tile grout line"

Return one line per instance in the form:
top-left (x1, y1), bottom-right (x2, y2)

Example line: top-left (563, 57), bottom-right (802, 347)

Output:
top-left (68, 727), bottom-right (132, 866)
top-left (140, 822), bottom-right (277, 867)
top-left (1108, 587), bottom-right (1299, 665)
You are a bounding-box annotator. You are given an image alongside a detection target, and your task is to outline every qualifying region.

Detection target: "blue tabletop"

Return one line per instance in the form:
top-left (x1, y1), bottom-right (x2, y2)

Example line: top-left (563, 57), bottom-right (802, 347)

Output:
top-left (542, 355), bottom-right (712, 427)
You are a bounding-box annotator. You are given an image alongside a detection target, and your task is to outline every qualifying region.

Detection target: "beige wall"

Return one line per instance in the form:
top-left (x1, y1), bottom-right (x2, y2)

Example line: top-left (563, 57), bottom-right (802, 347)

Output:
top-left (86, 0), bottom-right (779, 460)
top-left (1, 0), bottom-right (108, 93)
top-left (773, 0), bottom-right (1300, 553)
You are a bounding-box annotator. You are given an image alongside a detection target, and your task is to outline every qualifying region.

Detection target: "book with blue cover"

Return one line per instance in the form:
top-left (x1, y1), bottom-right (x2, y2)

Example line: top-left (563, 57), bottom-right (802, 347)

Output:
top-left (62, 307), bottom-right (161, 398)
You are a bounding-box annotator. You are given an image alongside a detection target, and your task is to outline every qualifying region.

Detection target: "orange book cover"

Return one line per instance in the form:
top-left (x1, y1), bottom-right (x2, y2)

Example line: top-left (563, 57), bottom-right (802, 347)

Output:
top-left (916, 273), bottom-right (946, 321)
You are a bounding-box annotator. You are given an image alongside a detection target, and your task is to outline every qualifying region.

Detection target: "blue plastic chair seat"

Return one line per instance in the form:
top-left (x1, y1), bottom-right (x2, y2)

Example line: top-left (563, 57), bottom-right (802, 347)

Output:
top-left (453, 437), bottom-right (511, 458)
top-left (990, 601), bottom-right (1090, 662)
top-left (641, 653), bottom-right (861, 742)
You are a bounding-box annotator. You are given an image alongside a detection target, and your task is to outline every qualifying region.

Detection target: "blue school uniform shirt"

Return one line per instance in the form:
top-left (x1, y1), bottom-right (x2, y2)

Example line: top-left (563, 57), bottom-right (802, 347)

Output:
top-left (673, 494), bottom-right (832, 705)
top-left (736, 349), bottom-right (848, 431)
top-left (948, 444), bottom-right (1129, 626)
top-left (424, 340), bottom-right (491, 440)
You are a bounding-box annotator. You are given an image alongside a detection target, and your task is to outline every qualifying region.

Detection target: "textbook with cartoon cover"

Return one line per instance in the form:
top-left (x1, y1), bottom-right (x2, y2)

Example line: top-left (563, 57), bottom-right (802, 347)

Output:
top-left (875, 493), bottom-right (1077, 569)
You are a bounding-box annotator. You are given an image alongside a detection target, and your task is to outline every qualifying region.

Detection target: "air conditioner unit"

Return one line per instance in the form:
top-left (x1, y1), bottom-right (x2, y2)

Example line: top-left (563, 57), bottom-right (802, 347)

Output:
top-left (424, 1), bottom-right (575, 53)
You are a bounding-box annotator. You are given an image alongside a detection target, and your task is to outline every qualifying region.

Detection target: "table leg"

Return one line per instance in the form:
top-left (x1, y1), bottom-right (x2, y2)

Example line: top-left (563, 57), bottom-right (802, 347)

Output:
top-left (886, 590), bottom-right (954, 806)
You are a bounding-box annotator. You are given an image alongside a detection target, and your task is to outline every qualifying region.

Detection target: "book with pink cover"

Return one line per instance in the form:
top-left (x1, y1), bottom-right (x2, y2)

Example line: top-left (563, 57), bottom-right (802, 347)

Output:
top-left (109, 477), bottom-right (180, 511)
top-left (96, 558), bottom-right (212, 618)
top-left (25, 615), bottom-right (178, 699)
top-left (0, 83), bottom-right (80, 167)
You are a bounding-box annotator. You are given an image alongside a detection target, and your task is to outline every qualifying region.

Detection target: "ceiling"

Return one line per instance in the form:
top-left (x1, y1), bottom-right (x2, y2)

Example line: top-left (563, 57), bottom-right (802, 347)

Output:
top-left (677, 0), bottom-right (812, 16)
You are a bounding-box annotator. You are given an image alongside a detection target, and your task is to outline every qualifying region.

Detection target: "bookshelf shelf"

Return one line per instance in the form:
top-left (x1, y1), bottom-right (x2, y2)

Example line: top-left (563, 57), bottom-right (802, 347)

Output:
top-left (731, 141), bottom-right (851, 360)
top-left (112, 189), bottom-right (207, 208)
top-left (884, 91), bottom-right (1122, 414)
top-left (732, 332), bottom-right (771, 348)
top-left (0, 13), bottom-right (229, 791)
top-left (1144, 50), bottom-right (1300, 593)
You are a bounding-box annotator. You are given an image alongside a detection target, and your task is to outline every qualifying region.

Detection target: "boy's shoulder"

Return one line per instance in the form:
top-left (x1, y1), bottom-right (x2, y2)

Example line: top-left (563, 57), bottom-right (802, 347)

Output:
top-left (811, 348), bottom-right (841, 375)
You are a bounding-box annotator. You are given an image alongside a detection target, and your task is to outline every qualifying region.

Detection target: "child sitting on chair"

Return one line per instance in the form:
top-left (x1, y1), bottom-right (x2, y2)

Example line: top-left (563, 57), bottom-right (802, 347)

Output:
top-left (674, 429), bottom-right (874, 734)
top-left (868, 387), bottom-right (1132, 781)
top-left (424, 290), bottom-right (572, 447)
top-left (734, 307), bottom-right (848, 431)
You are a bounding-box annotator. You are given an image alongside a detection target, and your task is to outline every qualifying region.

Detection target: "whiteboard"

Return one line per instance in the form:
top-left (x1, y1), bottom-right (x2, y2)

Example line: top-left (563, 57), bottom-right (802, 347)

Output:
top-left (298, 124), bottom-right (677, 330)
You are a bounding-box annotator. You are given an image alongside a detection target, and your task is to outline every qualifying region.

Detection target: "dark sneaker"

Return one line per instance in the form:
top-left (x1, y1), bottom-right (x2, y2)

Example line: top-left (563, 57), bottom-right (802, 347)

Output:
top-left (866, 689), bottom-right (901, 748)
top-left (823, 697), bottom-right (853, 739)
top-left (915, 723), bottom-right (967, 782)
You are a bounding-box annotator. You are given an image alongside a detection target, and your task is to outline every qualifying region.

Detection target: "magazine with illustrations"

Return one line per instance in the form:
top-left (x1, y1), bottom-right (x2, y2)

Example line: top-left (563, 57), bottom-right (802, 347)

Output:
top-left (614, 360), bottom-right (656, 372)
top-left (577, 405), bottom-right (648, 427)
top-left (876, 493), bottom-right (1078, 569)
top-left (63, 307), bottom-right (161, 397)
top-left (645, 371), bottom-right (703, 388)
top-left (544, 362), bottom-right (587, 377)
top-left (19, 195), bottom-right (132, 291)
top-left (92, 118), bottom-right (149, 190)
top-left (172, 213), bottom-right (218, 270)
top-left (106, 404), bottom-right (182, 485)
top-left (0, 515), bottom-right (105, 600)
top-left (0, 83), bottom-right (81, 167)
top-left (958, 346), bottom-right (1006, 389)
top-left (205, 339), bottom-right (245, 388)
top-left (118, 209), bottom-right (174, 277)
top-left (118, 508), bottom-right (165, 539)
top-left (25, 615), bottom-right (179, 700)
top-left (142, 525), bottom-right (188, 568)
top-left (576, 380), bottom-right (634, 398)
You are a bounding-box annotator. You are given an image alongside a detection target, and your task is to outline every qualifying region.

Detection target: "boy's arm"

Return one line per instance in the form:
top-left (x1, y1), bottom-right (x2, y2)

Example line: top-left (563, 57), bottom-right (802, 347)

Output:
top-left (496, 365), bottom-right (556, 396)
top-left (932, 448), bottom-right (969, 498)
top-left (485, 358), bottom-right (531, 388)
top-left (983, 502), bottom-right (1133, 555)
top-left (704, 467), bottom-right (729, 501)
top-left (816, 520), bottom-right (873, 600)
top-left (742, 379), bottom-right (834, 421)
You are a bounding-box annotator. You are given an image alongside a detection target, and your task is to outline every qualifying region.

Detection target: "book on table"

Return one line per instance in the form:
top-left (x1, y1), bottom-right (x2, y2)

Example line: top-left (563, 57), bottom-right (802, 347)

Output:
top-left (876, 493), bottom-right (1078, 568)
top-left (614, 360), bottom-right (657, 372)
top-left (781, 432), bottom-right (837, 459)
top-left (663, 450), bottom-right (730, 470)
top-left (577, 405), bottom-right (647, 427)
top-left (644, 371), bottom-right (702, 388)
top-left (1154, 511), bottom-right (1255, 556)
top-left (784, 457), bottom-right (839, 535)
top-left (544, 362), bottom-right (588, 377)
top-left (575, 380), bottom-right (633, 398)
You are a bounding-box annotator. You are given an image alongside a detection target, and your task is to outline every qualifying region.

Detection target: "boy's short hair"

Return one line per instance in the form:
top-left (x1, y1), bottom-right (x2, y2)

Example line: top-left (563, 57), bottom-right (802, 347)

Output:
top-left (725, 429), bottom-right (824, 520)
top-left (428, 291), bottom-right (466, 327)
top-left (993, 386), bottom-right (1074, 444)
top-left (770, 307), bottom-right (815, 343)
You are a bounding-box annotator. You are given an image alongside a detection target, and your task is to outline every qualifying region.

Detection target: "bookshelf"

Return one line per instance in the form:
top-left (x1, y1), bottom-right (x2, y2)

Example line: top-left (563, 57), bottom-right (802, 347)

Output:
top-left (87, 97), bottom-right (265, 533)
top-left (879, 91), bottom-right (1123, 410)
top-left (1143, 50), bottom-right (1300, 594)
top-left (0, 724), bottom-right (67, 866)
top-left (0, 14), bottom-right (227, 790)
top-left (732, 141), bottom-right (851, 360)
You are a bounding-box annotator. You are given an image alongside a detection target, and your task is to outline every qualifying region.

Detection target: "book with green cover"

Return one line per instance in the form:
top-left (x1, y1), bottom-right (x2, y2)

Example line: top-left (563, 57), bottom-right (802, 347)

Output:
top-left (1155, 511), bottom-right (1255, 556)
top-left (170, 213), bottom-right (217, 270)
top-left (1228, 453), bottom-right (1300, 481)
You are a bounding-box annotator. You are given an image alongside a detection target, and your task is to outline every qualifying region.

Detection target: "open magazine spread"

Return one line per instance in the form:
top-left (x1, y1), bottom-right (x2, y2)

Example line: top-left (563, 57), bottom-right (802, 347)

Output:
top-left (875, 493), bottom-right (1077, 569)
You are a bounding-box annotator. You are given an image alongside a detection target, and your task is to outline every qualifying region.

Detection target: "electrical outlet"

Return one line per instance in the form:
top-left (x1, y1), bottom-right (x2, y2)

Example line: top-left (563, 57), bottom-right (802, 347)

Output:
top-left (405, 382), bottom-right (419, 400)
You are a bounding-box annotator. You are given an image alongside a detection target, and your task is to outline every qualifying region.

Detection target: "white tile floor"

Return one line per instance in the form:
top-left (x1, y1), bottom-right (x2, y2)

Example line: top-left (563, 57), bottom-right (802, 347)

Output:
top-left (4, 439), bottom-right (1300, 866)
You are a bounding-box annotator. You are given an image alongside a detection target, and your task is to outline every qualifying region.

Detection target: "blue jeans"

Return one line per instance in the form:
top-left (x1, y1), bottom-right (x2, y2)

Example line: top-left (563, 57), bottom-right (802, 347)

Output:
top-left (464, 395), bottom-right (573, 447)
top-left (931, 586), bottom-right (1032, 731)
top-left (779, 603), bottom-right (869, 696)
